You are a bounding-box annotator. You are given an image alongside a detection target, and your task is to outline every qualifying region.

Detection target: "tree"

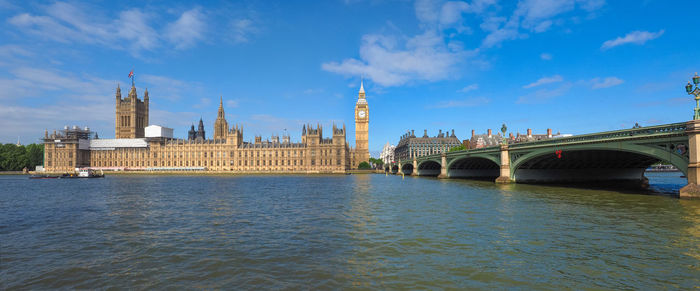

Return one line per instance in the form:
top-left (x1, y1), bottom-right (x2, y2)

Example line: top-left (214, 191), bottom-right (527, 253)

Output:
top-left (358, 161), bottom-right (371, 169)
top-left (448, 145), bottom-right (466, 152)
top-left (369, 157), bottom-right (383, 167)
top-left (0, 143), bottom-right (44, 171)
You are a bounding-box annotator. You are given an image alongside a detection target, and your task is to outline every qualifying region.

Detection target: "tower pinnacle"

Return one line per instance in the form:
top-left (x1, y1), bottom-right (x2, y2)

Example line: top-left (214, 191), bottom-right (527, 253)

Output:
top-left (359, 77), bottom-right (365, 95)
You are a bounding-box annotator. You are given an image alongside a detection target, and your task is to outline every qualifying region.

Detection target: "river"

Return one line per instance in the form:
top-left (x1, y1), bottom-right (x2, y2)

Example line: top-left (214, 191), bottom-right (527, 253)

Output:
top-left (1, 172), bottom-right (698, 289)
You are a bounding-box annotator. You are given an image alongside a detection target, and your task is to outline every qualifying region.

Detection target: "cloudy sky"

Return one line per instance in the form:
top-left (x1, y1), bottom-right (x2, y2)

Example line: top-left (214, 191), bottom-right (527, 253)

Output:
top-left (1, 0), bottom-right (698, 155)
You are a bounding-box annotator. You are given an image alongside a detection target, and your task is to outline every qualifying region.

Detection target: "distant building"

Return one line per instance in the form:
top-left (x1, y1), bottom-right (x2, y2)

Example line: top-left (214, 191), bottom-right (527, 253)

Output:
top-left (42, 81), bottom-right (370, 173)
top-left (512, 128), bottom-right (570, 143)
top-left (379, 142), bottom-right (395, 165)
top-left (187, 118), bottom-right (206, 141)
top-left (468, 129), bottom-right (502, 149)
top-left (468, 128), bottom-right (571, 149)
top-left (115, 84), bottom-right (148, 138)
top-left (145, 125), bottom-right (173, 139)
top-left (394, 129), bottom-right (461, 160)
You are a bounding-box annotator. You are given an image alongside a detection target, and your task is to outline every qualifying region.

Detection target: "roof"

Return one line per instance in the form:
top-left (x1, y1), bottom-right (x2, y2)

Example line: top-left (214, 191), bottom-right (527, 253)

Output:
top-left (90, 138), bottom-right (149, 149)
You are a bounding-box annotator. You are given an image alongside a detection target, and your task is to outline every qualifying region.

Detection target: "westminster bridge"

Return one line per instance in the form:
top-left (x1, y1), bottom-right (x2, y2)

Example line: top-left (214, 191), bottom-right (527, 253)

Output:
top-left (388, 120), bottom-right (700, 198)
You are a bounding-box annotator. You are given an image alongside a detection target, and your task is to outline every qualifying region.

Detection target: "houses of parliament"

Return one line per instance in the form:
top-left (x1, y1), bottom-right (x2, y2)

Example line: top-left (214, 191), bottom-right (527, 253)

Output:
top-left (41, 81), bottom-right (370, 173)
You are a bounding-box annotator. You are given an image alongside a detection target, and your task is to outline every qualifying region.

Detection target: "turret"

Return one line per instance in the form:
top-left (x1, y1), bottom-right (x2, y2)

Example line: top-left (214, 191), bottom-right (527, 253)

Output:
top-left (116, 84), bottom-right (122, 100)
top-left (197, 118), bottom-right (206, 140)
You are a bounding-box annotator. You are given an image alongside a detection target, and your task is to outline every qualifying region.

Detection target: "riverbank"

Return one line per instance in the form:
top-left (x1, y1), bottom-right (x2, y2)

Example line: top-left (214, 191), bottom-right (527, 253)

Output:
top-left (30, 170), bottom-right (384, 176)
top-left (0, 171), bottom-right (25, 175)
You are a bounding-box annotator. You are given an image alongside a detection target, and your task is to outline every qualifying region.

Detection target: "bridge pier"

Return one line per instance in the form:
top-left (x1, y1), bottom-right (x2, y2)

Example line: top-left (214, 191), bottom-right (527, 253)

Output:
top-left (438, 153), bottom-right (448, 179)
top-left (412, 158), bottom-right (419, 176)
top-left (495, 144), bottom-right (512, 183)
top-left (680, 120), bottom-right (700, 198)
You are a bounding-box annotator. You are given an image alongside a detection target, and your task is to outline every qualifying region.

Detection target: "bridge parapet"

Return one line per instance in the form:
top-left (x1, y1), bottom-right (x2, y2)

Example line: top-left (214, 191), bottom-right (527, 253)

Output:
top-left (509, 122), bottom-right (687, 149)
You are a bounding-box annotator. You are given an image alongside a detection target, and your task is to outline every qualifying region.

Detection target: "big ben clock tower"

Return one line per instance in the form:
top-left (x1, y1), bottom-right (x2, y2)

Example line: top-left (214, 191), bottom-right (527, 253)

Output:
top-left (354, 80), bottom-right (370, 168)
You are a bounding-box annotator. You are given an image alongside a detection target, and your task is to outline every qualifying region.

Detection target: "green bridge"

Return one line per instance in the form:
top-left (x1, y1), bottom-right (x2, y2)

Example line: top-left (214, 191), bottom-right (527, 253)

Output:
top-left (388, 120), bottom-right (700, 198)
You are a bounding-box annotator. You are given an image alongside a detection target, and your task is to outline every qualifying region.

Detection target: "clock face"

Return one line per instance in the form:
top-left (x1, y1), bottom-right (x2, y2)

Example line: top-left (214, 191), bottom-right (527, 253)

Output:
top-left (358, 110), bottom-right (366, 118)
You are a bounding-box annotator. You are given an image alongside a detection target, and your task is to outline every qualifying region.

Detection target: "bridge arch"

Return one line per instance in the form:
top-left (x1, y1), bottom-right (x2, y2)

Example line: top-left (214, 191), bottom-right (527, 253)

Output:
top-left (416, 160), bottom-right (441, 176)
top-left (390, 165), bottom-right (399, 174)
top-left (510, 143), bottom-right (688, 185)
top-left (446, 155), bottom-right (500, 179)
top-left (401, 163), bottom-right (414, 175)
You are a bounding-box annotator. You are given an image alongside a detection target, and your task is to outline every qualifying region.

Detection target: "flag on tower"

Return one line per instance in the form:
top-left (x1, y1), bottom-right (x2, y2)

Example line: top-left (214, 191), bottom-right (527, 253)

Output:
top-left (128, 70), bottom-right (134, 78)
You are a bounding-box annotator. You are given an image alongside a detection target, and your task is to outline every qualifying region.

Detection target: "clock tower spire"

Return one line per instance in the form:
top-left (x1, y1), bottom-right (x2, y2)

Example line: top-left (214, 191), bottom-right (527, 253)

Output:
top-left (354, 79), bottom-right (369, 168)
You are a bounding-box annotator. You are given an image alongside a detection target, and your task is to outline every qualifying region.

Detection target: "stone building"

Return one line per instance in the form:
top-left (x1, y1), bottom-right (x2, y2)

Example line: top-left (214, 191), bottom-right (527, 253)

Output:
top-left (352, 80), bottom-right (370, 168)
top-left (188, 119), bottom-right (206, 141)
top-left (41, 126), bottom-right (93, 172)
top-left (394, 129), bottom-right (461, 161)
top-left (468, 129), bottom-right (503, 149)
top-left (379, 142), bottom-right (395, 165)
top-left (115, 84), bottom-right (148, 138)
top-left (42, 82), bottom-right (369, 173)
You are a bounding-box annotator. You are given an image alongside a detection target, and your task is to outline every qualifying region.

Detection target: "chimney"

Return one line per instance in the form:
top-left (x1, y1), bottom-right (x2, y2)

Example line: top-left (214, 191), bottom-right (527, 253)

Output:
top-left (438, 129), bottom-right (442, 136)
top-left (424, 129), bottom-right (428, 137)
top-left (547, 128), bottom-right (552, 138)
top-left (487, 129), bottom-right (492, 137)
top-left (527, 128), bottom-right (532, 138)
top-left (411, 129), bottom-right (415, 136)
top-left (471, 129), bottom-right (475, 138)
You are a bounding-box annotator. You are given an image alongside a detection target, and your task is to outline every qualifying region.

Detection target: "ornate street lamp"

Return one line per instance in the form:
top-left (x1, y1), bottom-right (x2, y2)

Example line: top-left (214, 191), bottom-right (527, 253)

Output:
top-left (687, 72), bottom-right (700, 120)
top-left (501, 123), bottom-right (508, 145)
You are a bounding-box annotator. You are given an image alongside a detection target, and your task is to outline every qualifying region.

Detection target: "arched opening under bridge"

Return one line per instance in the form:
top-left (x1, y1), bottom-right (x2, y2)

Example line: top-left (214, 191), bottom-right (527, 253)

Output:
top-left (447, 157), bottom-right (500, 180)
top-left (401, 163), bottom-right (414, 175)
top-left (416, 160), bottom-right (441, 177)
top-left (512, 149), bottom-right (685, 187)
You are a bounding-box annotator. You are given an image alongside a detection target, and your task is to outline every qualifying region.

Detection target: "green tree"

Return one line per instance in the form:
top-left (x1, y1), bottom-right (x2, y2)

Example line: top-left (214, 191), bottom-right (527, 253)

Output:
top-left (0, 143), bottom-right (44, 171)
top-left (358, 161), bottom-right (371, 169)
top-left (448, 145), bottom-right (466, 152)
top-left (369, 157), bottom-right (383, 167)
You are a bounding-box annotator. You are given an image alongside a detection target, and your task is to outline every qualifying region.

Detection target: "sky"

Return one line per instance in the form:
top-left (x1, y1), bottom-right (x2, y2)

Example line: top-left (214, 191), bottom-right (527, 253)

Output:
top-left (1, 0), bottom-right (699, 156)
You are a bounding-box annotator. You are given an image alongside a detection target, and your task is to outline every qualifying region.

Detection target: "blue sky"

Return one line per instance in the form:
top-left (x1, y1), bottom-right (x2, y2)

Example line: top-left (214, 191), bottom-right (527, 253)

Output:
top-left (1, 0), bottom-right (698, 156)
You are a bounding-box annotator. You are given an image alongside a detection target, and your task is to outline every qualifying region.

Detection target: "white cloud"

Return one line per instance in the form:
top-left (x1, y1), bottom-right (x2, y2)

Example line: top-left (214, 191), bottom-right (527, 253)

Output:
top-left (431, 96), bottom-right (490, 108)
top-left (601, 30), bottom-right (664, 50)
top-left (323, 0), bottom-right (492, 87)
top-left (591, 77), bottom-right (623, 89)
top-left (523, 75), bottom-right (563, 88)
top-left (6, 2), bottom-right (216, 55)
top-left (457, 83), bottom-right (479, 93)
top-left (540, 52), bottom-right (552, 60)
top-left (229, 18), bottom-right (257, 43)
top-left (165, 8), bottom-right (206, 49)
top-left (480, 0), bottom-right (606, 48)
top-left (517, 83), bottom-right (572, 104)
top-left (322, 31), bottom-right (472, 86)
top-left (226, 100), bottom-right (240, 108)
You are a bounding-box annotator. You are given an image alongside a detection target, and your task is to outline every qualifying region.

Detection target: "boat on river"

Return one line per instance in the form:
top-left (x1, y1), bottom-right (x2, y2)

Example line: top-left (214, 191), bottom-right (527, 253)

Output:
top-left (61, 168), bottom-right (105, 179)
top-left (29, 168), bottom-right (105, 179)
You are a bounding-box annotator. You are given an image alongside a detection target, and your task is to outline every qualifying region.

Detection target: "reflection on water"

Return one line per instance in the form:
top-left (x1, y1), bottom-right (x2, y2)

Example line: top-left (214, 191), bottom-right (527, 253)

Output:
top-left (0, 173), bottom-right (698, 289)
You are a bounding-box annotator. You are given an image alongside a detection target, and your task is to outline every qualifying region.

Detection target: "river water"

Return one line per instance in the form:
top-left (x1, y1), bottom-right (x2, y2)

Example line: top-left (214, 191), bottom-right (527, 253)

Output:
top-left (1, 172), bottom-right (698, 289)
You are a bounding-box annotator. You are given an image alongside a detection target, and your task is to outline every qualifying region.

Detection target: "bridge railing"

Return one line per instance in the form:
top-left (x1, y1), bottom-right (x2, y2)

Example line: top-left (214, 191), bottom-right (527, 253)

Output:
top-left (508, 122), bottom-right (687, 149)
top-left (395, 122), bottom-right (688, 164)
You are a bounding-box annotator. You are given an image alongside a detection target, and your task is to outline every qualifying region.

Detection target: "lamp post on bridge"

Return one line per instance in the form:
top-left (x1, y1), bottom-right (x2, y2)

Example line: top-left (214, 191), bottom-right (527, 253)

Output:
top-left (681, 73), bottom-right (700, 198)
top-left (501, 123), bottom-right (508, 145)
top-left (686, 73), bottom-right (700, 120)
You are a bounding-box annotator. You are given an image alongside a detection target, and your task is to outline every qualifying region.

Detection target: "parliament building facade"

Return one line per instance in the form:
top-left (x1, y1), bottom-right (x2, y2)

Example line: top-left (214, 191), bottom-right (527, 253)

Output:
top-left (42, 81), bottom-right (370, 173)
